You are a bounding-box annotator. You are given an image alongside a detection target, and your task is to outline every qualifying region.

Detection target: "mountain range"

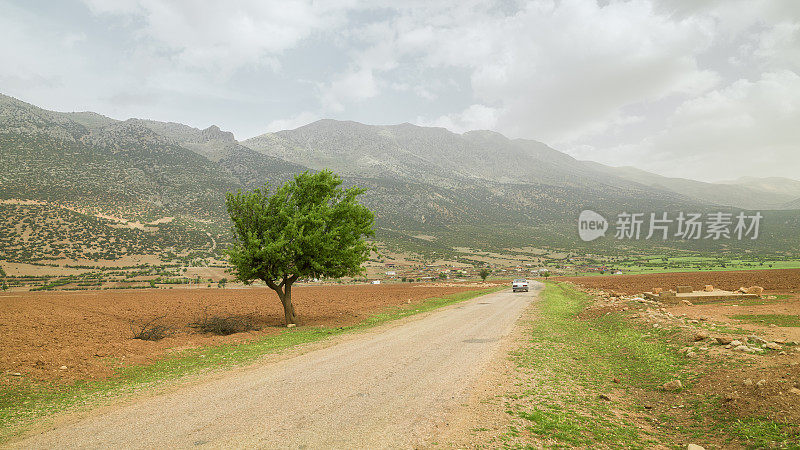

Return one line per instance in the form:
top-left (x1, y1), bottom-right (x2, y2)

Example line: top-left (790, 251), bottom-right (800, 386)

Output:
top-left (1, 93), bottom-right (798, 263)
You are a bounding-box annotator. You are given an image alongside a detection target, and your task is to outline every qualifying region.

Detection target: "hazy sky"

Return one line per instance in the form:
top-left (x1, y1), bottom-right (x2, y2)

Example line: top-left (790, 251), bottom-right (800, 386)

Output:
top-left (2, 0), bottom-right (799, 181)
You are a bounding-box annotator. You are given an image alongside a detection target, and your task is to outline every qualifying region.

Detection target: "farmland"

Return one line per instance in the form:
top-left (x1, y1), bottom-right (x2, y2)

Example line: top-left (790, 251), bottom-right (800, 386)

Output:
top-left (554, 268), bottom-right (800, 294)
top-left (0, 283), bottom-right (493, 383)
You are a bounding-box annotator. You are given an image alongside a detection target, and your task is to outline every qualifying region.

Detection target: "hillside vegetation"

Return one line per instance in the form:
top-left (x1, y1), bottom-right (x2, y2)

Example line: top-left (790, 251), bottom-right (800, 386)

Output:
top-left (1, 94), bottom-right (798, 265)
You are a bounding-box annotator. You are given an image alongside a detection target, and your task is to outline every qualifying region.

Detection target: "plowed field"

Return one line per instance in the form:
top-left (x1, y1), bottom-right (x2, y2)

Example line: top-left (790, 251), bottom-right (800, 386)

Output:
top-left (555, 268), bottom-right (800, 294)
top-left (0, 283), bottom-right (488, 382)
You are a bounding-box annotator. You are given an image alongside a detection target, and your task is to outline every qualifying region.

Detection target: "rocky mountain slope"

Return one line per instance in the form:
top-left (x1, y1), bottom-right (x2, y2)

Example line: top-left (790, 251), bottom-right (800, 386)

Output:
top-left (585, 163), bottom-right (799, 210)
top-left (1, 94), bottom-right (797, 262)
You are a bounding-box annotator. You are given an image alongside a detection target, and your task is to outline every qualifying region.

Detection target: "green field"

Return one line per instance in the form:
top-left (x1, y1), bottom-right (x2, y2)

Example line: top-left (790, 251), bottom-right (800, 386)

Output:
top-left (566, 255), bottom-right (800, 277)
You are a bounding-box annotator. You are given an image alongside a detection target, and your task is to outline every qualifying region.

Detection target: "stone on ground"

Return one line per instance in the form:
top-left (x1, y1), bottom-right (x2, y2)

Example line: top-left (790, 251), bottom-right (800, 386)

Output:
top-left (662, 380), bottom-right (683, 391)
top-left (746, 286), bottom-right (764, 295)
top-left (693, 330), bottom-right (710, 341)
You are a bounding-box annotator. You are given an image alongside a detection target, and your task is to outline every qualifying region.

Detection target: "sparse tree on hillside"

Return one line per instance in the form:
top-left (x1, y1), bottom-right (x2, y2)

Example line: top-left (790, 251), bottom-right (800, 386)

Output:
top-left (479, 268), bottom-right (491, 281)
top-left (218, 278), bottom-right (227, 288)
top-left (226, 170), bottom-right (375, 325)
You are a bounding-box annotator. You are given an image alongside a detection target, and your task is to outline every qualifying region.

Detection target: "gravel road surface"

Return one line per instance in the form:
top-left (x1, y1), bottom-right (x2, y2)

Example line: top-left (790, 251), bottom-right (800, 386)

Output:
top-left (16, 285), bottom-right (539, 449)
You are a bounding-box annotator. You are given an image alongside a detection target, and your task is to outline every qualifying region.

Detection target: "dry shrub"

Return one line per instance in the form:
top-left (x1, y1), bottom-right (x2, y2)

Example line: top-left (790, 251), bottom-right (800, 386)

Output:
top-left (189, 309), bottom-right (261, 336)
top-left (130, 316), bottom-right (174, 341)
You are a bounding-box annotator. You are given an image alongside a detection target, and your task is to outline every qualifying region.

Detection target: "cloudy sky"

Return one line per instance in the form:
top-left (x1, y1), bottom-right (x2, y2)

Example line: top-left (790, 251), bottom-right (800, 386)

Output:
top-left (2, 0), bottom-right (799, 181)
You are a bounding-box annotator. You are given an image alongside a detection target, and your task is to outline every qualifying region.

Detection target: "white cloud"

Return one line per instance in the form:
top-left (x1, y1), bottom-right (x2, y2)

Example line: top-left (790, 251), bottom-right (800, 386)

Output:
top-left (599, 70), bottom-right (800, 181)
top-left (337, 0), bottom-right (721, 145)
top-left (320, 67), bottom-right (379, 112)
top-left (82, 0), bottom-right (351, 76)
top-left (754, 21), bottom-right (800, 72)
top-left (264, 111), bottom-right (319, 132)
top-left (417, 104), bottom-right (499, 133)
top-left (3, 0), bottom-right (800, 180)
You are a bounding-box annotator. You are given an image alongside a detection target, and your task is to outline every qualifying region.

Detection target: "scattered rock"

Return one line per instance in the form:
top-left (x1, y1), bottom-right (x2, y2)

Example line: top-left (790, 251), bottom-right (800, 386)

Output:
top-left (765, 342), bottom-right (782, 350)
top-left (59, 366), bottom-right (67, 370)
top-left (599, 393), bottom-right (611, 401)
top-left (734, 345), bottom-right (750, 352)
top-left (756, 379), bottom-right (767, 387)
top-left (686, 351), bottom-right (697, 358)
top-left (694, 330), bottom-right (710, 341)
top-left (287, 323), bottom-right (296, 328)
top-left (723, 392), bottom-right (739, 402)
top-left (662, 380), bottom-right (683, 391)
top-left (7, 372), bottom-right (22, 377)
top-left (789, 388), bottom-right (800, 396)
top-left (730, 340), bottom-right (743, 347)
top-left (682, 300), bottom-right (694, 306)
top-left (747, 335), bottom-right (766, 345)
top-left (743, 379), bottom-right (754, 386)
top-left (715, 336), bottom-right (733, 345)
top-left (704, 285), bottom-right (714, 292)
top-left (746, 286), bottom-right (764, 295)
top-left (687, 444), bottom-right (706, 450)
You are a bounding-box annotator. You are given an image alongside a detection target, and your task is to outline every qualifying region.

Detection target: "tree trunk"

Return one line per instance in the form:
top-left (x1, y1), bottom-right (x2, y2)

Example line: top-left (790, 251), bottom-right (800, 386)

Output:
top-left (265, 277), bottom-right (298, 326)
top-left (280, 282), bottom-right (297, 325)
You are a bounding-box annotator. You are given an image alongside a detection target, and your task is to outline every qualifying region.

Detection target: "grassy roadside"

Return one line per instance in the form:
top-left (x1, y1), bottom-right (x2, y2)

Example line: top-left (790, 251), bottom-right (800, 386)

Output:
top-left (0, 285), bottom-right (504, 442)
top-left (494, 282), bottom-right (797, 448)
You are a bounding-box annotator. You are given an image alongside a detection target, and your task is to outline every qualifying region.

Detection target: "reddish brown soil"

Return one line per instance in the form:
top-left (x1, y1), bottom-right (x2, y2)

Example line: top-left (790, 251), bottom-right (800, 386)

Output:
top-left (669, 299), bottom-right (800, 343)
top-left (555, 268), bottom-right (800, 295)
top-left (0, 284), bottom-right (484, 383)
top-left (563, 273), bottom-right (800, 444)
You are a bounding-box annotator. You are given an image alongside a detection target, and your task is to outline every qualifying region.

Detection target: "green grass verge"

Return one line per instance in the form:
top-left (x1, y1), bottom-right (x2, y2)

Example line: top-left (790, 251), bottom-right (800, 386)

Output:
top-left (0, 285), bottom-right (503, 442)
top-left (501, 282), bottom-right (797, 448)
top-left (731, 314), bottom-right (800, 328)
top-left (503, 282), bottom-right (686, 447)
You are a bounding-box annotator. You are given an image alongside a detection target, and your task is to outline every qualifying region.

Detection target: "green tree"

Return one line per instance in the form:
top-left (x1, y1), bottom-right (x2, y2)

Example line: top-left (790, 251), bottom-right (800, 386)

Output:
top-left (218, 278), bottom-right (228, 289)
top-left (479, 268), bottom-right (491, 281)
top-left (226, 170), bottom-right (375, 325)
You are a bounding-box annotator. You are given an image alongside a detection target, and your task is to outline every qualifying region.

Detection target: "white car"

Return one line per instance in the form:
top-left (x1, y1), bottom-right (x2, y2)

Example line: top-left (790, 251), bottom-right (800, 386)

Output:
top-left (512, 279), bottom-right (529, 293)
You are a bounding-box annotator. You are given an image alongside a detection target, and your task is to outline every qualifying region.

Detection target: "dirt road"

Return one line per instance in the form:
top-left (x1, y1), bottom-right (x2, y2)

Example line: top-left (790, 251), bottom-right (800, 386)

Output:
top-left (15, 285), bottom-right (540, 449)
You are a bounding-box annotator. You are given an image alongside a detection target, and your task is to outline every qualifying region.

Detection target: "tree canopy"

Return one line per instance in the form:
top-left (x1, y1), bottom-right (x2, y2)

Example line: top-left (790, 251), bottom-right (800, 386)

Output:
top-left (226, 170), bottom-right (375, 324)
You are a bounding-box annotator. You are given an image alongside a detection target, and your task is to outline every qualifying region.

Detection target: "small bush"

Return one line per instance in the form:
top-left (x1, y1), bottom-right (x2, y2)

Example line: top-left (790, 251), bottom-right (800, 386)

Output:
top-left (190, 310), bottom-right (261, 335)
top-left (131, 316), bottom-right (174, 341)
